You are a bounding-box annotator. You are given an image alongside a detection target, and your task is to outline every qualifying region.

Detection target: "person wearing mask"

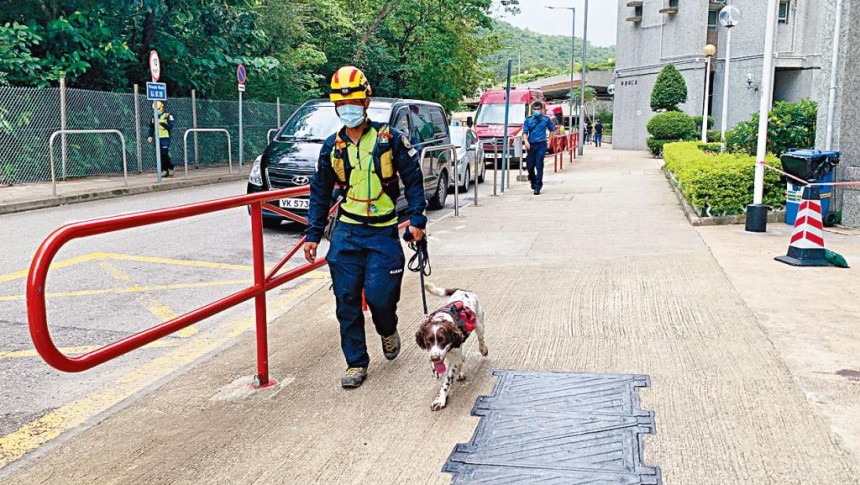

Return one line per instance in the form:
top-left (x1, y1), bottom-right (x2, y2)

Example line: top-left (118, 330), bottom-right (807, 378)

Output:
top-left (521, 101), bottom-right (556, 195)
top-left (303, 66), bottom-right (427, 389)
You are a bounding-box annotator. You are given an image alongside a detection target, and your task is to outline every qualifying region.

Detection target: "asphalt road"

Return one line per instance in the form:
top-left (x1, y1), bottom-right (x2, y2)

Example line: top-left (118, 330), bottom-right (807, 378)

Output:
top-left (0, 177), bottom-right (480, 470)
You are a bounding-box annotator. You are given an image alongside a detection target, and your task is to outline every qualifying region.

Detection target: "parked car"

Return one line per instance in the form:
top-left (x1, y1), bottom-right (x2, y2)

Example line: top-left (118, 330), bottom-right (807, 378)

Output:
top-left (247, 98), bottom-right (453, 227)
top-left (473, 87), bottom-right (544, 167)
top-left (448, 125), bottom-right (485, 190)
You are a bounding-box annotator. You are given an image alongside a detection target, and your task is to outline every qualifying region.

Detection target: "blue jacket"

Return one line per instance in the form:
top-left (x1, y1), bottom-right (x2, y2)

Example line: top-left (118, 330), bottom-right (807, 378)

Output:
top-left (305, 121), bottom-right (427, 243)
top-left (522, 114), bottom-right (555, 144)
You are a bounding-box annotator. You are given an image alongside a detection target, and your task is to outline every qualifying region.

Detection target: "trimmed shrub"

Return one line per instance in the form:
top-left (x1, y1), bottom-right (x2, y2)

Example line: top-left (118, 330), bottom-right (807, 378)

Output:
top-left (692, 115), bottom-right (715, 132)
top-left (663, 141), bottom-right (784, 216)
top-left (725, 99), bottom-right (818, 156)
top-left (651, 63), bottom-right (688, 112)
top-left (646, 111), bottom-right (697, 140)
top-left (647, 138), bottom-right (672, 157)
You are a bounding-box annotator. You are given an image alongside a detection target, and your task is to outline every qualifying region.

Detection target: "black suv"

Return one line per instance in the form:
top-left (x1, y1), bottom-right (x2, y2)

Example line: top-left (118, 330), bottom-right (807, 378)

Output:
top-left (248, 98), bottom-right (453, 227)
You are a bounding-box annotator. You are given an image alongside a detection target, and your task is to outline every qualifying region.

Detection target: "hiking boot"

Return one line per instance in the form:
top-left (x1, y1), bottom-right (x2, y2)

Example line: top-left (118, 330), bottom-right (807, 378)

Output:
top-left (381, 331), bottom-right (401, 360)
top-left (341, 367), bottom-right (367, 388)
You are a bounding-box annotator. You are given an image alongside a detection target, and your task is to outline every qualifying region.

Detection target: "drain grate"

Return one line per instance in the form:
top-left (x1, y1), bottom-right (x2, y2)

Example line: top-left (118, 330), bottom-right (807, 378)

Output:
top-left (443, 370), bottom-right (662, 484)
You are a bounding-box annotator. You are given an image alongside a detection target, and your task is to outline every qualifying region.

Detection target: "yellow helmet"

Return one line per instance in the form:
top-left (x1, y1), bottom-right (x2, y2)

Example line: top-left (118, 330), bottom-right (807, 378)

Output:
top-left (329, 66), bottom-right (371, 102)
top-left (156, 101), bottom-right (165, 112)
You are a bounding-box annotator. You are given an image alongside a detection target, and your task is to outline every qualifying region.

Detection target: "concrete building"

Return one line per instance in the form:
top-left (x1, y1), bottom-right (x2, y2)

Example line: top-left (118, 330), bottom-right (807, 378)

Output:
top-left (613, 0), bottom-right (860, 226)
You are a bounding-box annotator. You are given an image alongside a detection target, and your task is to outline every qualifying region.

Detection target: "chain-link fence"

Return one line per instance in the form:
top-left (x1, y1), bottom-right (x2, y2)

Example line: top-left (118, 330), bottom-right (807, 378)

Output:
top-left (0, 83), bottom-right (297, 186)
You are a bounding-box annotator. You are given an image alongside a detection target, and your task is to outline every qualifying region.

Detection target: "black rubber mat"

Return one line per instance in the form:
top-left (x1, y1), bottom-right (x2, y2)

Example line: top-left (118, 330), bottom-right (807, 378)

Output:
top-left (443, 370), bottom-right (662, 484)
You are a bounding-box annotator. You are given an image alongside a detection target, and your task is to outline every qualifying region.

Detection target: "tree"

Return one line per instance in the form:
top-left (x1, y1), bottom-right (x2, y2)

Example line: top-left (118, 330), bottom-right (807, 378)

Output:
top-left (650, 63), bottom-right (687, 112)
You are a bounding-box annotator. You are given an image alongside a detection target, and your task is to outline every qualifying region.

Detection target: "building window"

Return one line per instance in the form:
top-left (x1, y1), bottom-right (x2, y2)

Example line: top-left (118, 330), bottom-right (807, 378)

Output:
top-left (708, 10), bottom-right (718, 29)
top-left (779, 1), bottom-right (790, 24)
top-left (635, 5), bottom-right (643, 16)
top-left (669, 0), bottom-right (679, 8)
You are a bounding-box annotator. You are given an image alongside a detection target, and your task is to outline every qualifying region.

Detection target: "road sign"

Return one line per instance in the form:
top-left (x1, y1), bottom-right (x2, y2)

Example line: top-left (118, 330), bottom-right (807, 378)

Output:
top-left (146, 82), bottom-right (167, 101)
top-left (149, 51), bottom-right (161, 82)
top-left (238, 84), bottom-right (246, 92)
top-left (236, 64), bottom-right (247, 85)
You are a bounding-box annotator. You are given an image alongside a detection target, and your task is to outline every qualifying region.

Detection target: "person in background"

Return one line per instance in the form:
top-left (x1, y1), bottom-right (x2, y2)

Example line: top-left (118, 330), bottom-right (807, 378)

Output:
top-left (147, 101), bottom-right (175, 177)
top-left (594, 119), bottom-right (604, 147)
top-left (585, 120), bottom-right (593, 145)
top-left (521, 100), bottom-right (556, 196)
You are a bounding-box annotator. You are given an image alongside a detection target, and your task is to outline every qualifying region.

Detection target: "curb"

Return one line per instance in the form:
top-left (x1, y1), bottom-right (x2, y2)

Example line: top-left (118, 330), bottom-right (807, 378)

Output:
top-left (0, 174), bottom-right (248, 216)
top-left (663, 167), bottom-right (785, 226)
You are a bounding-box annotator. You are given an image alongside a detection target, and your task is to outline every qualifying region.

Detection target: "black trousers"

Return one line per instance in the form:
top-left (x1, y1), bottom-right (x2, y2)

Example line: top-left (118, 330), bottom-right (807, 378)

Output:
top-left (160, 146), bottom-right (174, 171)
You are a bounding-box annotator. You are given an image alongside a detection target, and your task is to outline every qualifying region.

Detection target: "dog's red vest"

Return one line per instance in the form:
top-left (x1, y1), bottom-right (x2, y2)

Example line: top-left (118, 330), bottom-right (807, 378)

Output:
top-left (433, 301), bottom-right (477, 337)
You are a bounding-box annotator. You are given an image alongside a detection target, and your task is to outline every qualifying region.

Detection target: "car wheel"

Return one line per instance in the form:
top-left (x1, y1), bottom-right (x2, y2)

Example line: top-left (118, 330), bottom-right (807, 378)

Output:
top-left (428, 171), bottom-right (448, 210)
top-left (460, 166), bottom-right (470, 191)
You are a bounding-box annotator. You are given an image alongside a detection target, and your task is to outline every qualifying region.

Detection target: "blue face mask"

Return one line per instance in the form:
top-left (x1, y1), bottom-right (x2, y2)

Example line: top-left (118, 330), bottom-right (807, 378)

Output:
top-left (338, 104), bottom-right (366, 128)
top-left (534, 111), bottom-right (542, 117)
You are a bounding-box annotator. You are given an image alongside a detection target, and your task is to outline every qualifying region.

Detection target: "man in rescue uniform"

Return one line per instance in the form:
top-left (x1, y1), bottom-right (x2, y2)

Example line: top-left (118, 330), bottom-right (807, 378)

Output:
top-left (303, 66), bottom-right (427, 388)
top-left (147, 101), bottom-right (175, 177)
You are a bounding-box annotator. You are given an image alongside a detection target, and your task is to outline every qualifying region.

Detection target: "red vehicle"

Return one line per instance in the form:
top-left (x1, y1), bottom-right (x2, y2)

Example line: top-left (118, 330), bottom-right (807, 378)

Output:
top-left (474, 88), bottom-right (544, 167)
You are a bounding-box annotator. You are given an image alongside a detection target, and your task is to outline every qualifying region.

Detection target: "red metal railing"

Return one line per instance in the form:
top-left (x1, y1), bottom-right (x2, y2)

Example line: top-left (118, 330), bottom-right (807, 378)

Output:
top-left (26, 186), bottom-right (407, 388)
top-left (551, 132), bottom-right (579, 173)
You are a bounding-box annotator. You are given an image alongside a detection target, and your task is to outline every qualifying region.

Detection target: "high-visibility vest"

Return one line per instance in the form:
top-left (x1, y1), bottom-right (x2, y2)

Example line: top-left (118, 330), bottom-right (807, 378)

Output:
top-left (330, 124), bottom-right (399, 226)
top-left (157, 113), bottom-right (171, 138)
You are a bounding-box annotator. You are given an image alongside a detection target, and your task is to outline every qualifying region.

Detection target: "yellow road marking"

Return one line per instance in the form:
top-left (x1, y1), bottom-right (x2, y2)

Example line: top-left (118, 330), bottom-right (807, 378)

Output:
top-left (0, 279), bottom-right (253, 302)
top-left (0, 253), bottom-right (104, 284)
top-left (0, 340), bottom-right (179, 360)
top-left (0, 276), bottom-right (326, 469)
top-left (0, 252), bottom-right (329, 285)
top-left (98, 262), bottom-right (196, 338)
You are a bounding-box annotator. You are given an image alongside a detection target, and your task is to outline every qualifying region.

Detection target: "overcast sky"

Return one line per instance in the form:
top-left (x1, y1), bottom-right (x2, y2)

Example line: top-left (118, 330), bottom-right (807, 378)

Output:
top-left (496, 0), bottom-right (619, 47)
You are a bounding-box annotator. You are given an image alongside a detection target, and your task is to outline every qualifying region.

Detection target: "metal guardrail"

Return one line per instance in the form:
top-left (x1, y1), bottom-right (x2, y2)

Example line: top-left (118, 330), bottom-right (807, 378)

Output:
top-left (419, 143), bottom-right (460, 216)
top-left (26, 186), bottom-right (383, 388)
top-left (183, 129), bottom-right (233, 178)
top-left (48, 129), bottom-right (128, 196)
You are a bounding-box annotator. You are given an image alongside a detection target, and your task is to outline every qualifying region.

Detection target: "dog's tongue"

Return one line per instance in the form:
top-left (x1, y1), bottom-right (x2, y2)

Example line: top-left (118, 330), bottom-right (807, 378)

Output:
top-left (433, 361), bottom-right (447, 375)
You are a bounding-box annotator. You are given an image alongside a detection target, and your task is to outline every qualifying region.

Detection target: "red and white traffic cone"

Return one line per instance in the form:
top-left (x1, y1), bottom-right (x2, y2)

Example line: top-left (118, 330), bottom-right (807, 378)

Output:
top-left (775, 186), bottom-right (832, 267)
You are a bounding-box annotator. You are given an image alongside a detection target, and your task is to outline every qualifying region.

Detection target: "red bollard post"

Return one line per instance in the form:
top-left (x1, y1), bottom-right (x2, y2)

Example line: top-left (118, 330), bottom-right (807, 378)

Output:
top-left (251, 201), bottom-right (276, 389)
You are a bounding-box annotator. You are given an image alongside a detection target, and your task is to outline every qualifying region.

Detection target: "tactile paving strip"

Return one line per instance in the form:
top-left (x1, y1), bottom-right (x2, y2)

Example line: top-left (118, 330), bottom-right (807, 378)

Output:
top-left (443, 370), bottom-right (662, 484)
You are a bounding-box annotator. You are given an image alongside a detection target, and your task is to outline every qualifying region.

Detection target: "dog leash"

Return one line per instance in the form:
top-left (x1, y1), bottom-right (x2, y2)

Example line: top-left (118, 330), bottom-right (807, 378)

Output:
top-left (403, 228), bottom-right (431, 317)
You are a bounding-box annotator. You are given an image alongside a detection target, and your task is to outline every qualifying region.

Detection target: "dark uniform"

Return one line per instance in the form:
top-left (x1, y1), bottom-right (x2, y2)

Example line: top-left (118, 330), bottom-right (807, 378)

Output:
top-left (522, 112), bottom-right (555, 193)
top-left (306, 120), bottom-right (427, 370)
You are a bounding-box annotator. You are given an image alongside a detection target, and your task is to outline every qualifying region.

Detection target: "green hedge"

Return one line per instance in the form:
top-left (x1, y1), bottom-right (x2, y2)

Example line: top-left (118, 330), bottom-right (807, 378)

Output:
top-left (663, 141), bottom-right (784, 216)
top-left (646, 111), bottom-right (697, 140)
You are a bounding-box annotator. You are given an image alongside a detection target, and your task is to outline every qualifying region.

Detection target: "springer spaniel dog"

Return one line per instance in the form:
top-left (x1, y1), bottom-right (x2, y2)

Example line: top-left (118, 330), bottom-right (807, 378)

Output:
top-left (415, 282), bottom-right (488, 411)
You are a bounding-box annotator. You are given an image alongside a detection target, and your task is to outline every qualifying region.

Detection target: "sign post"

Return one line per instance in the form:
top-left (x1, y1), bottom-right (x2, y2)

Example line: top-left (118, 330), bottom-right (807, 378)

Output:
top-left (149, 50), bottom-right (164, 183)
top-left (237, 64), bottom-right (247, 173)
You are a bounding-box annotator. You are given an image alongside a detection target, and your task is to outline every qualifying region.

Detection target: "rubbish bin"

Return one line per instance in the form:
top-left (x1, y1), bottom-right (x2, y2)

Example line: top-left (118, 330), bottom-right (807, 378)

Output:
top-left (780, 149), bottom-right (839, 225)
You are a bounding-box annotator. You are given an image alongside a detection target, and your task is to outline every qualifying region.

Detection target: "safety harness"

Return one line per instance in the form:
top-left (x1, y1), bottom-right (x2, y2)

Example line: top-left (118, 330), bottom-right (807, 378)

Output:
top-left (331, 124), bottom-right (400, 225)
top-left (429, 301), bottom-right (476, 339)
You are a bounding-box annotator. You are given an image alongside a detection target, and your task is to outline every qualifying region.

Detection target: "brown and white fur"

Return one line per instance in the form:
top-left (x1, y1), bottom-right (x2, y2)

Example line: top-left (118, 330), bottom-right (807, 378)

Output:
top-left (415, 282), bottom-right (488, 411)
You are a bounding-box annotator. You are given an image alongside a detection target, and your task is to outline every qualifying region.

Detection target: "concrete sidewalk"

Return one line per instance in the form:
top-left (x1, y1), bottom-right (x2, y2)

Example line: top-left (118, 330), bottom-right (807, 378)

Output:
top-left (0, 165), bottom-right (245, 215)
top-left (5, 149), bottom-right (859, 483)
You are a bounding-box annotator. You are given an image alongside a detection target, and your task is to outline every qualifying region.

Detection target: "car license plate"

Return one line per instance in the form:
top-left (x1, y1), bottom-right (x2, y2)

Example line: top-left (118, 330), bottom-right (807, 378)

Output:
top-left (280, 198), bottom-right (309, 209)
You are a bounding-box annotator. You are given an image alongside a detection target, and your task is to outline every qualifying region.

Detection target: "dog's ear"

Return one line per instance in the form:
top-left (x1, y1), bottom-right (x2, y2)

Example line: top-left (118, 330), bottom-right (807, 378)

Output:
top-left (415, 325), bottom-right (427, 349)
top-left (446, 322), bottom-right (465, 349)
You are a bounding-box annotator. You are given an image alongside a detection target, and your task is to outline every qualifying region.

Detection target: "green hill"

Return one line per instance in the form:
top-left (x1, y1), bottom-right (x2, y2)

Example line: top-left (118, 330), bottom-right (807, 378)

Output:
top-left (485, 20), bottom-right (615, 83)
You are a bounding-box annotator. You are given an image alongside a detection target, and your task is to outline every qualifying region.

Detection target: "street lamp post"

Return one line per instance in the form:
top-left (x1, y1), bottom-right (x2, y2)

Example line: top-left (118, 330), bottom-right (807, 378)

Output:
top-left (719, 6), bottom-right (741, 147)
top-left (701, 44), bottom-right (716, 143)
top-left (546, 5), bottom-right (576, 135)
top-left (578, 0), bottom-right (589, 156)
top-left (746, 0), bottom-right (779, 233)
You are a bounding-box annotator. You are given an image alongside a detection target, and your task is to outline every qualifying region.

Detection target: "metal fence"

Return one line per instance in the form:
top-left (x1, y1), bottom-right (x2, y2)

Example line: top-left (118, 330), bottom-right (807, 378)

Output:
top-left (0, 83), bottom-right (296, 186)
